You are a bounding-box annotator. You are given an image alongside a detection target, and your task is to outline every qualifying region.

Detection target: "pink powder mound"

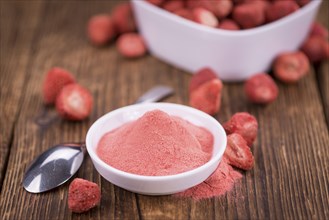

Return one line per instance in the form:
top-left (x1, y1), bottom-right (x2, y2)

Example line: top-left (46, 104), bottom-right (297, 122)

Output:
top-left (175, 158), bottom-right (242, 200)
top-left (97, 109), bottom-right (214, 176)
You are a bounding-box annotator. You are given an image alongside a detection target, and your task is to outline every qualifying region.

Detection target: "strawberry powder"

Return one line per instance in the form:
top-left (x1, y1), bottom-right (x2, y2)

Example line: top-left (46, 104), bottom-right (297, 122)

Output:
top-left (97, 110), bottom-right (213, 176)
top-left (97, 109), bottom-right (242, 199)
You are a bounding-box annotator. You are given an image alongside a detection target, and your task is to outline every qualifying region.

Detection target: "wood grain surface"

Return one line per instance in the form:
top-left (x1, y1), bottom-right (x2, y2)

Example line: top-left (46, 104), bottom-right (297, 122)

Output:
top-left (1, 1), bottom-right (328, 220)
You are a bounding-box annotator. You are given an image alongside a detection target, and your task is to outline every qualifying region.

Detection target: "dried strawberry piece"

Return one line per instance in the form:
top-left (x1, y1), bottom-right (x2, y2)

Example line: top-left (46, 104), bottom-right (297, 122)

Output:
top-left (244, 73), bottom-right (279, 104)
top-left (87, 14), bottom-right (116, 46)
top-left (224, 112), bottom-right (258, 146)
top-left (266, 1), bottom-right (299, 23)
top-left (56, 84), bottom-right (93, 121)
top-left (218, 19), bottom-right (240, 30)
top-left (273, 51), bottom-right (310, 83)
top-left (173, 8), bottom-right (194, 21)
top-left (116, 33), bottom-right (147, 58)
top-left (301, 36), bottom-right (329, 63)
top-left (192, 7), bottom-right (219, 28)
top-left (146, 0), bottom-right (165, 6)
top-left (224, 133), bottom-right (254, 170)
top-left (232, 1), bottom-right (268, 29)
top-left (68, 178), bottom-right (101, 213)
top-left (189, 68), bottom-right (218, 93)
top-left (112, 3), bottom-right (137, 34)
top-left (42, 67), bottom-right (75, 105)
top-left (309, 22), bottom-right (329, 39)
top-left (162, 0), bottom-right (185, 12)
top-left (189, 78), bottom-right (223, 115)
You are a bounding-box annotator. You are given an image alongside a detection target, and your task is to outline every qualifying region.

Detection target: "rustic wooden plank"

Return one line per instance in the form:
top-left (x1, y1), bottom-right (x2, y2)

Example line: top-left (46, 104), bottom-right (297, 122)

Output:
top-left (0, 1), bottom-right (43, 187)
top-left (316, 0), bottom-right (329, 126)
top-left (1, 1), bottom-right (328, 220)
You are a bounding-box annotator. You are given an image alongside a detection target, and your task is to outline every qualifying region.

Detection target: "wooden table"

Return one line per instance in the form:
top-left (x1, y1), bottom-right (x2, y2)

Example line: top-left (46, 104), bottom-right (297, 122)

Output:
top-left (1, 1), bottom-right (328, 219)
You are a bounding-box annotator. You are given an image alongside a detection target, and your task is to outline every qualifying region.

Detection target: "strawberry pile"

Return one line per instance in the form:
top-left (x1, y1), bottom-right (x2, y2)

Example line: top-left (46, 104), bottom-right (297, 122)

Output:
top-left (42, 67), bottom-right (93, 121)
top-left (87, 3), bottom-right (147, 58)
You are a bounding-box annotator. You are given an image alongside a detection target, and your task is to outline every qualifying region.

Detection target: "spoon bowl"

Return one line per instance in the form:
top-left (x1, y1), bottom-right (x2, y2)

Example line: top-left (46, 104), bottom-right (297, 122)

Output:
top-left (23, 143), bottom-right (84, 193)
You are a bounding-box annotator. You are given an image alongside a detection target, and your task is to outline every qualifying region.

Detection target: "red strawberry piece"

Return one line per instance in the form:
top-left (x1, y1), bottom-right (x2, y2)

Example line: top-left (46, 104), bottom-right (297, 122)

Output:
top-left (224, 133), bottom-right (254, 170)
top-left (42, 67), bottom-right (75, 105)
top-left (68, 178), bottom-right (101, 213)
top-left (162, 0), bottom-right (185, 13)
top-left (232, 1), bottom-right (268, 29)
top-left (189, 78), bottom-right (223, 115)
top-left (266, 1), bottom-right (299, 23)
top-left (223, 112), bottom-right (258, 146)
top-left (112, 3), bottom-right (137, 34)
top-left (301, 35), bottom-right (329, 63)
top-left (189, 68), bottom-right (218, 93)
top-left (146, 0), bottom-right (165, 6)
top-left (244, 73), bottom-right (279, 104)
top-left (309, 22), bottom-right (329, 39)
top-left (173, 8), bottom-right (194, 21)
top-left (273, 51), bottom-right (310, 83)
top-left (56, 84), bottom-right (93, 121)
top-left (187, 0), bottom-right (233, 19)
top-left (116, 33), bottom-right (147, 58)
top-left (218, 19), bottom-right (240, 30)
top-left (192, 7), bottom-right (218, 28)
top-left (87, 14), bottom-right (116, 46)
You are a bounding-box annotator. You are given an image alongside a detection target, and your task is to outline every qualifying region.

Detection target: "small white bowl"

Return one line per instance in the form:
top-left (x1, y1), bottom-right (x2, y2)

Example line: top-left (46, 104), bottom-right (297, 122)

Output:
top-left (131, 0), bottom-right (322, 81)
top-left (86, 103), bottom-right (227, 195)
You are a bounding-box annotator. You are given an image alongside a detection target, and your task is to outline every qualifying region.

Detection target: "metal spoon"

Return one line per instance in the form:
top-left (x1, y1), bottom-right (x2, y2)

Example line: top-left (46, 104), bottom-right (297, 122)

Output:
top-left (23, 85), bottom-right (174, 193)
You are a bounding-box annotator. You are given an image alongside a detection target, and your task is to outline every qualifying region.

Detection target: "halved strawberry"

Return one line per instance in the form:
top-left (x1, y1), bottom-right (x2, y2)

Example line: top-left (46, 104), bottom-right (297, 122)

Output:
top-left (42, 67), bottom-right (75, 105)
top-left (116, 33), bottom-right (147, 58)
top-left (189, 68), bottom-right (218, 93)
top-left (192, 7), bottom-right (218, 28)
top-left (189, 78), bottom-right (223, 115)
top-left (224, 133), bottom-right (254, 170)
top-left (56, 84), bottom-right (93, 121)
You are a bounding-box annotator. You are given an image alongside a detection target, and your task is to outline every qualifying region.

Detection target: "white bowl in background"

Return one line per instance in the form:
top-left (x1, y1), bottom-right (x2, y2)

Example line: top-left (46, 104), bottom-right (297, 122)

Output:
top-left (131, 0), bottom-right (322, 81)
top-left (86, 103), bottom-right (227, 195)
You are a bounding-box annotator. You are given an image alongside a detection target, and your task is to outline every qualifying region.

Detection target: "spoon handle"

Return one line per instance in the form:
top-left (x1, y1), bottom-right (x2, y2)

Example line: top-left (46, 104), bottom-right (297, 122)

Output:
top-left (134, 86), bottom-right (174, 104)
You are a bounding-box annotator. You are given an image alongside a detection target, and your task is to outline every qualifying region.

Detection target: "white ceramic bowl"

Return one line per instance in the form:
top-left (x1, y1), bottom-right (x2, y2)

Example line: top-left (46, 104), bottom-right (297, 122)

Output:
top-left (131, 0), bottom-right (322, 81)
top-left (86, 103), bottom-right (227, 195)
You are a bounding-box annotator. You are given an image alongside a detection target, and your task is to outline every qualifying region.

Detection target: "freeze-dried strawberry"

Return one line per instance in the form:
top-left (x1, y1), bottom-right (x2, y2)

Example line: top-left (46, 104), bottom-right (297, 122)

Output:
top-left (273, 51), bottom-right (310, 83)
top-left (146, 0), bottom-right (165, 6)
top-left (87, 14), bottom-right (116, 46)
top-left (218, 19), bottom-right (240, 30)
top-left (116, 33), bottom-right (147, 58)
top-left (192, 7), bottom-right (219, 28)
top-left (68, 178), bottom-right (101, 213)
top-left (187, 0), bottom-right (233, 19)
top-left (232, 1), bottom-right (268, 29)
top-left (112, 3), bottom-right (136, 34)
top-left (309, 22), bottom-right (329, 39)
top-left (301, 35), bottom-right (329, 63)
top-left (224, 112), bottom-right (258, 146)
top-left (189, 78), bottom-right (223, 115)
top-left (162, 0), bottom-right (184, 12)
top-left (56, 84), bottom-right (93, 121)
top-left (189, 68), bottom-right (218, 93)
top-left (224, 133), bottom-right (254, 170)
top-left (42, 67), bottom-right (75, 105)
top-left (173, 8), bottom-right (194, 21)
top-left (244, 73), bottom-right (279, 104)
top-left (266, 1), bottom-right (299, 23)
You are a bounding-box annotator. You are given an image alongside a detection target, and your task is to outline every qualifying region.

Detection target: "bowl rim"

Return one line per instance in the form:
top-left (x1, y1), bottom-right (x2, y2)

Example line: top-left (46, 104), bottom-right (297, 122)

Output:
top-left (132, 0), bottom-right (322, 36)
top-left (86, 102), bottom-right (227, 182)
